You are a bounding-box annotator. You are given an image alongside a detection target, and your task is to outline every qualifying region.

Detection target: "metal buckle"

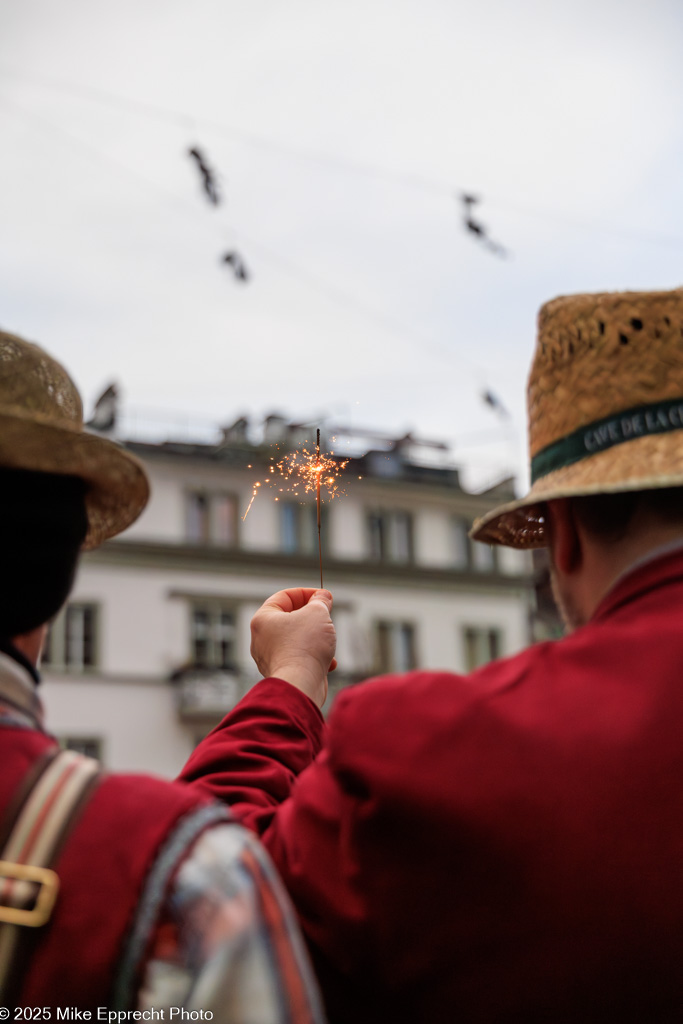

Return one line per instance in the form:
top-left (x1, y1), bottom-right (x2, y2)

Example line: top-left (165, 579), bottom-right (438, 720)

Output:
top-left (0, 860), bottom-right (60, 927)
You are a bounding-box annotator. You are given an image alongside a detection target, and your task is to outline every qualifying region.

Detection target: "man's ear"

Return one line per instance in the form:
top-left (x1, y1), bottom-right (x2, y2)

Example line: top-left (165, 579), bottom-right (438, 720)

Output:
top-left (546, 498), bottom-right (582, 574)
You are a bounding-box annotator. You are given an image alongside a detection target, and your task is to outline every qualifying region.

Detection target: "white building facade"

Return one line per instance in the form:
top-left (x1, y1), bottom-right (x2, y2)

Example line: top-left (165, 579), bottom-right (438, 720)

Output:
top-left (41, 425), bottom-right (534, 776)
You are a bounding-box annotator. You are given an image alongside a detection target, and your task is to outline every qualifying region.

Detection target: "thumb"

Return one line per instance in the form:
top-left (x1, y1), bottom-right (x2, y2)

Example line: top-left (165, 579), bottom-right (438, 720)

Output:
top-left (308, 589), bottom-right (333, 613)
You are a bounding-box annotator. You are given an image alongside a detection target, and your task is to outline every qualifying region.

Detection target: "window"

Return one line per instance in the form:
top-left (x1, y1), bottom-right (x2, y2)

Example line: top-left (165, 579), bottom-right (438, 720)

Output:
top-left (452, 516), bottom-right (498, 573)
top-left (59, 736), bottom-right (103, 762)
top-left (471, 541), bottom-right (497, 573)
top-left (368, 511), bottom-right (414, 564)
top-left (186, 491), bottom-right (237, 546)
top-left (42, 603), bottom-right (98, 671)
top-left (281, 502), bottom-right (320, 555)
top-left (452, 517), bottom-right (471, 568)
top-left (376, 621), bottom-right (417, 673)
top-left (462, 626), bottom-right (502, 671)
top-left (190, 605), bottom-right (237, 670)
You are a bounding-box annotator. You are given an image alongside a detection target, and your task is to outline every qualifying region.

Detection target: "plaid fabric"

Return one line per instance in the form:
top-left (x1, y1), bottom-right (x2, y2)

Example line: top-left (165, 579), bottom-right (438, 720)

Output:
top-left (139, 823), bottom-right (326, 1023)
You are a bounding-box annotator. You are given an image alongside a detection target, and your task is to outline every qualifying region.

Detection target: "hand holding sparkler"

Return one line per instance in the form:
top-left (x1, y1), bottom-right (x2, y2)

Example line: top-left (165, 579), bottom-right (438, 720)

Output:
top-left (250, 587), bottom-right (337, 708)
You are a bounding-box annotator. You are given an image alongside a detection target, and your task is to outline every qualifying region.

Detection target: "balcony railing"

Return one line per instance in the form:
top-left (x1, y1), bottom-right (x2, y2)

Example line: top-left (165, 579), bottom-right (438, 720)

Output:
top-left (174, 669), bottom-right (248, 721)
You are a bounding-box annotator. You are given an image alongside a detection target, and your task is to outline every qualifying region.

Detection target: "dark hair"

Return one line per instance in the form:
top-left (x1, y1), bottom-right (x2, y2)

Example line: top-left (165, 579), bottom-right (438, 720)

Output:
top-left (572, 487), bottom-right (683, 544)
top-left (0, 468), bottom-right (88, 637)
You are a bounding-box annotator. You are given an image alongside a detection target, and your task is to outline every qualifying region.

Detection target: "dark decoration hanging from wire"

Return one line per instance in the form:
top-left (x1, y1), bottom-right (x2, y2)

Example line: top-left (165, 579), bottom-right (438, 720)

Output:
top-left (459, 193), bottom-right (509, 258)
top-left (221, 251), bottom-right (250, 282)
top-left (481, 389), bottom-right (510, 418)
top-left (187, 146), bottom-right (220, 205)
top-left (187, 145), bottom-right (250, 283)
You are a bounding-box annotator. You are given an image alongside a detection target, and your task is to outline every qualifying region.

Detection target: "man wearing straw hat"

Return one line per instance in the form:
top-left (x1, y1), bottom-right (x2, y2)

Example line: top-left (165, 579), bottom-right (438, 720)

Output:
top-left (0, 331), bottom-right (324, 1020)
top-left (183, 287), bottom-right (683, 1022)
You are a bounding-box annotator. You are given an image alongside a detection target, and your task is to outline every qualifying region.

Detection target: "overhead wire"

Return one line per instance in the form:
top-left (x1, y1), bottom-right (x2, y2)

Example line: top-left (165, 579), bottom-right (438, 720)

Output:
top-left (0, 83), bottom-right (522, 480)
top-left (0, 90), bottom-right (488, 382)
top-left (2, 65), bottom-right (683, 250)
top-left (0, 65), bottom-right (453, 194)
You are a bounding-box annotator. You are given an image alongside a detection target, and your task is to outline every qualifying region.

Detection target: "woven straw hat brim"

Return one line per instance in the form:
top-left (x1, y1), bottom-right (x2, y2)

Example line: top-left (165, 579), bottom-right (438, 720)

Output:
top-left (470, 430), bottom-right (683, 548)
top-left (0, 407), bottom-right (149, 550)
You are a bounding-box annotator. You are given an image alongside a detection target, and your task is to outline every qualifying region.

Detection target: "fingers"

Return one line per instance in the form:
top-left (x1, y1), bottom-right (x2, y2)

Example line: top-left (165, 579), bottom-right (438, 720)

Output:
top-left (260, 588), bottom-right (333, 614)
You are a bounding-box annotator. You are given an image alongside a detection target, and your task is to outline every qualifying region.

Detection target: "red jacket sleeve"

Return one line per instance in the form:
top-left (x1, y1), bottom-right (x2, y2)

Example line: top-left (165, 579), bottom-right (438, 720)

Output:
top-left (178, 677), bottom-right (325, 833)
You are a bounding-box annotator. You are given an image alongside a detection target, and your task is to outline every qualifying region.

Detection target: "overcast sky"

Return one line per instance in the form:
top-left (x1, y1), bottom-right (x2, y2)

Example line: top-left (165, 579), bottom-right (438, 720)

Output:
top-left (2, 0), bottom-right (683, 490)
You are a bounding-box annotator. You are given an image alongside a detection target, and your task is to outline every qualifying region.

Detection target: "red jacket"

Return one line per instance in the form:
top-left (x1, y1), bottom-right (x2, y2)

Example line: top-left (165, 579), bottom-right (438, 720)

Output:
top-left (0, 726), bottom-right (222, 1008)
top-left (181, 548), bottom-right (683, 1023)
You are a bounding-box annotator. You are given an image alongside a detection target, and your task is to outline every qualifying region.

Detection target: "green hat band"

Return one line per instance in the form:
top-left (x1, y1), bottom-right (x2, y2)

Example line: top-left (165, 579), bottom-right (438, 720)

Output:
top-left (530, 397), bottom-right (683, 485)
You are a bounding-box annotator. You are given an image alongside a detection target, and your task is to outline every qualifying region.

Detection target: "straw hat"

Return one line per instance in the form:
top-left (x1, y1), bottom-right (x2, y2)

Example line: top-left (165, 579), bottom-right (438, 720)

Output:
top-left (471, 287), bottom-right (683, 548)
top-left (0, 330), bottom-right (149, 549)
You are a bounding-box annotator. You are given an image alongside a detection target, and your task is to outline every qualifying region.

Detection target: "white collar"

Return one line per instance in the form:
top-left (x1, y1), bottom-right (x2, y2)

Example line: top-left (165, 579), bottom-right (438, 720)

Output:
top-left (0, 651), bottom-right (44, 729)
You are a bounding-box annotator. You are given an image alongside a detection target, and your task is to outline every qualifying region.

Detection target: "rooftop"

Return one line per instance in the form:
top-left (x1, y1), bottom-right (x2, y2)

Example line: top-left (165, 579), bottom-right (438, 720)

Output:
top-left (88, 392), bottom-right (517, 499)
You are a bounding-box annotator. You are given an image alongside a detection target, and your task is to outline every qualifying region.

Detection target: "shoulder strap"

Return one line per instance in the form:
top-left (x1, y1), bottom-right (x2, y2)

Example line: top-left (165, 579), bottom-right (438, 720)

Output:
top-left (0, 748), bottom-right (101, 999)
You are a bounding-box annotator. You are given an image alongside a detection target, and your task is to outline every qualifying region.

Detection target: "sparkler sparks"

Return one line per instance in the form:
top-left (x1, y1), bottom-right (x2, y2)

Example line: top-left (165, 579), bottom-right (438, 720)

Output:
top-left (276, 442), bottom-right (348, 501)
top-left (242, 431), bottom-right (354, 586)
top-left (242, 437), bottom-right (349, 522)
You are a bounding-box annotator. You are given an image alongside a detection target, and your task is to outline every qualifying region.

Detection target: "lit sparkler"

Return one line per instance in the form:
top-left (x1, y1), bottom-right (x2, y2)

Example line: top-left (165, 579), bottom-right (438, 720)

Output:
top-left (242, 433), bottom-right (350, 587)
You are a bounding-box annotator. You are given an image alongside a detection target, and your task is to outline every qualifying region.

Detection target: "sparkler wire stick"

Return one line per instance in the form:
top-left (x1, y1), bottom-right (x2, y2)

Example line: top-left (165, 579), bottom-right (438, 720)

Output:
top-left (316, 428), bottom-right (323, 587)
